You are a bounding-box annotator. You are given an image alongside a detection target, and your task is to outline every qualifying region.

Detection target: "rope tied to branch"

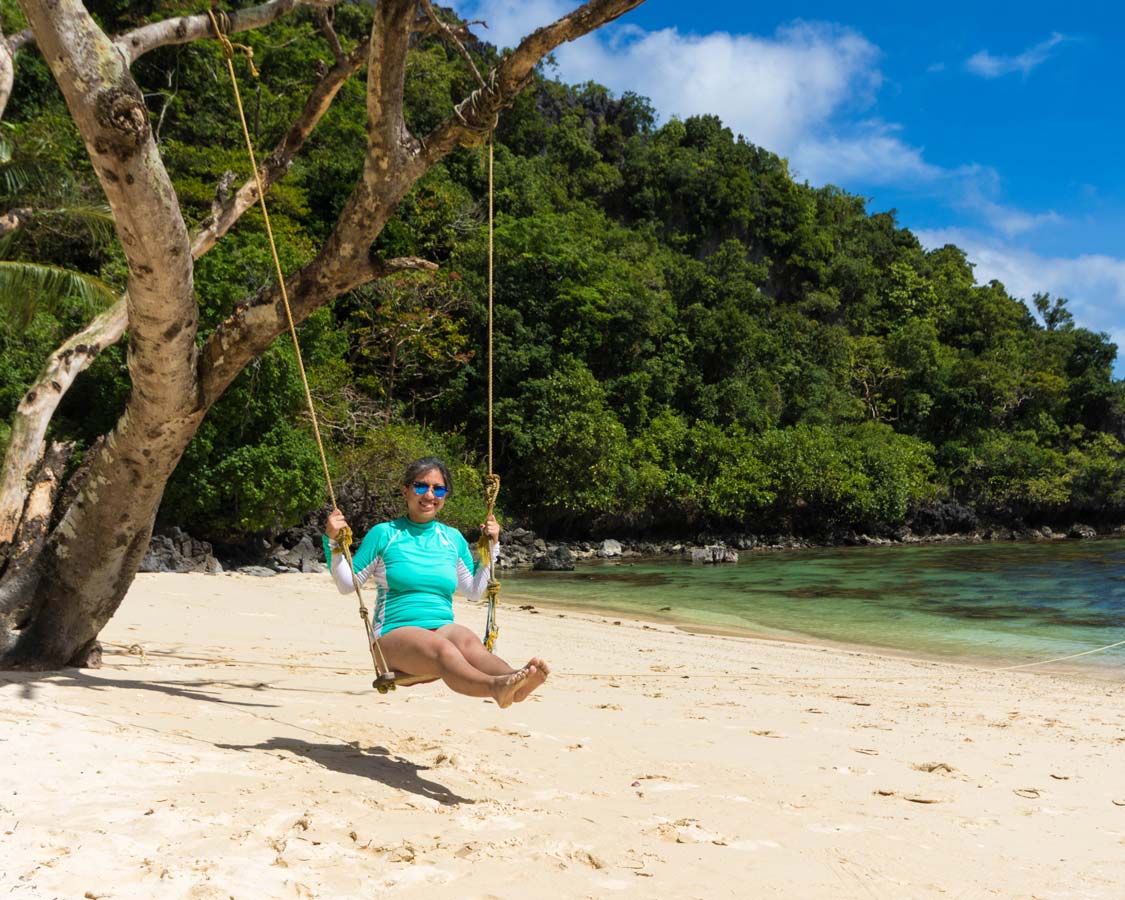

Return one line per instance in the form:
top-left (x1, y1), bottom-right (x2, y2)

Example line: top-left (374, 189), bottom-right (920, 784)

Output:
top-left (453, 68), bottom-right (500, 143)
top-left (207, 7), bottom-right (259, 77)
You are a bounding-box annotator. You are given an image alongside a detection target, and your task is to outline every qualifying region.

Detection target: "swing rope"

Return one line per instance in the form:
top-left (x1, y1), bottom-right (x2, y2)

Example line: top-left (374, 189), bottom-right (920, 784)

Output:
top-left (477, 136), bottom-right (502, 652)
top-left (209, 9), bottom-right (503, 685)
top-left (207, 8), bottom-right (394, 681)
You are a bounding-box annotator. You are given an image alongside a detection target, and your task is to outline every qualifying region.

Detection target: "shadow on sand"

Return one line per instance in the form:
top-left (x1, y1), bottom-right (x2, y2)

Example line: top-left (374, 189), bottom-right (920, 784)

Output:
top-left (216, 735), bottom-right (475, 805)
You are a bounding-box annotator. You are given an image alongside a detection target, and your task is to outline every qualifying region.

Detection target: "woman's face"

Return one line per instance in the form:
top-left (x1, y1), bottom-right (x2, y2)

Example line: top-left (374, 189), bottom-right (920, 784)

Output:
top-left (401, 467), bottom-right (447, 523)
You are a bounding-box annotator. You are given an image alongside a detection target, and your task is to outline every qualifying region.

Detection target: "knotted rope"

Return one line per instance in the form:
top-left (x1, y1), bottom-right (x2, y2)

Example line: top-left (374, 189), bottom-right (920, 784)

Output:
top-left (477, 137), bottom-right (501, 651)
top-left (208, 7), bottom-right (390, 681)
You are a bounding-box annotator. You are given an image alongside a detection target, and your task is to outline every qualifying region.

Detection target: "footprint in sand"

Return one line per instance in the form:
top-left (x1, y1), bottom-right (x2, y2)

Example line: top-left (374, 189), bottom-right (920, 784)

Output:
top-left (807, 822), bottom-right (864, 834)
top-left (540, 843), bottom-right (608, 870)
top-left (646, 816), bottom-right (728, 845)
top-left (873, 789), bottom-right (944, 804)
top-left (912, 761), bottom-right (959, 776)
top-left (457, 812), bottom-right (526, 833)
top-left (380, 865), bottom-right (454, 889)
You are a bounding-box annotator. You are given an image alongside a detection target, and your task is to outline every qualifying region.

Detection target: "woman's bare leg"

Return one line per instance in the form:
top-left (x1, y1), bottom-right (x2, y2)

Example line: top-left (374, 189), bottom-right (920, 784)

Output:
top-left (437, 625), bottom-right (550, 702)
top-left (378, 627), bottom-right (530, 708)
top-left (437, 624), bottom-right (514, 675)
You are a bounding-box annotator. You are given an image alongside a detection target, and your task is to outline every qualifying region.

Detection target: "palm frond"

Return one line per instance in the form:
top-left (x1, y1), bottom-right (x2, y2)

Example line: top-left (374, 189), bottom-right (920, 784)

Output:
top-left (33, 203), bottom-right (116, 244)
top-left (0, 261), bottom-right (118, 332)
top-left (0, 159), bottom-right (49, 196)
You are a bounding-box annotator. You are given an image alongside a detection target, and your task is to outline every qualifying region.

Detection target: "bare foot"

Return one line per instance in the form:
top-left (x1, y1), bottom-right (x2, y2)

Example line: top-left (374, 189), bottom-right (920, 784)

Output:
top-left (514, 657), bottom-right (549, 702)
top-left (492, 666), bottom-right (534, 709)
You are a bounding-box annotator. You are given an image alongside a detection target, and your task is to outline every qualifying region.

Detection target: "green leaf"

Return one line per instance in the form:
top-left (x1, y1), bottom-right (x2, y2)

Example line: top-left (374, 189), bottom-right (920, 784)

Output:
top-left (0, 261), bottom-right (117, 332)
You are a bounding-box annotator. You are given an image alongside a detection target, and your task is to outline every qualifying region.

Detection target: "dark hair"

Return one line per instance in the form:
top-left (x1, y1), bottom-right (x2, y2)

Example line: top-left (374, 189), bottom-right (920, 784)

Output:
top-left (401, 456), bottom-right (453, 497)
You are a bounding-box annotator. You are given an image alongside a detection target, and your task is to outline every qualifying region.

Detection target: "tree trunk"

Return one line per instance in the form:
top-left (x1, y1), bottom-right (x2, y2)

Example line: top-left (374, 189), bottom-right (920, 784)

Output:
top-left (0, 28), bottom-right (14, 121)
top-left (2, 0), bottom-right (201, 668)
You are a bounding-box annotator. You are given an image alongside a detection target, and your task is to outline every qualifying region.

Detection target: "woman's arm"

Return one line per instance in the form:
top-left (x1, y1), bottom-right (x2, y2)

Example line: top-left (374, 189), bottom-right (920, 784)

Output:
top-left (323, 510), bottom-right (386, 595)
top-left (454, 515), bottom-right (500, 601)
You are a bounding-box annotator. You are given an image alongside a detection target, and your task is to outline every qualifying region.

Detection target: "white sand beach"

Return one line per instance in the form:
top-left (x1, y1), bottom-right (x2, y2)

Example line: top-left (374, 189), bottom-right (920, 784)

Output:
top-left (2, 571), bottom-right (1123, 898)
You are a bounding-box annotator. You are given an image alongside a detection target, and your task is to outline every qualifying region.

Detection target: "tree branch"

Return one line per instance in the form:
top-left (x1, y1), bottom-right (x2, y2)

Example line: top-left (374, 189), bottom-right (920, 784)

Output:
top-left (421, 0), bottom-right (644, 159)
top-left (365, 0), bottom-right (417, 167)
top-left (0, 300), bottom-right (127, 550)
top-left (198, 0), bottom-right (645, 406)
top-left (191, 35), bottom-right (369, 258)
top-left (198, 253), bottom-right (436, 407)
top-left (7, 29), bottom-right (32, 51)
top-left (0, 26), bottom-right (13, 121)
top-left (315, 7), bottom-right (345, 62)
top-left (0, 4), bottom-right (370, 527)
top-left (419, 0), bottom-right (486, 89)
top-left (288, 0), bottom-right (418, 297)
top-left (117, 0), bottom-right (343, 66)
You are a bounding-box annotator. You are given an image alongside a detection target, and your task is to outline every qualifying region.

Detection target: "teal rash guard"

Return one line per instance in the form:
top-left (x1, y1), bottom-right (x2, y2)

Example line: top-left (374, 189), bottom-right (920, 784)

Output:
top-left (324, 517), bottom-right (498, 636)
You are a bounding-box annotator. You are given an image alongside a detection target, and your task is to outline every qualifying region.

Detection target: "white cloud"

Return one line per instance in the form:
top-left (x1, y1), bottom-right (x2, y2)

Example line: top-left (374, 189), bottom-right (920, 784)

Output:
top-left (452, 1), bottom-right (572, 52)
top-left (791, 122), bottom-right (945, 187)
top-left (455, 3), bottom-right (882, 157)
top-left (452, 5), bottom-right (981, 202)
top-left (965, 33), bottom-right (1069, 78)
top-left (950, 169), bottom-right (1064, 237)
top-left (795, 136), bottom-right (1061, 239)
top-left (970, 201), bottom-right (1062, 238)
top-left (555, 21), bottom-right (882, 154)
top-left (916, 227), bottom-right (1125, 355)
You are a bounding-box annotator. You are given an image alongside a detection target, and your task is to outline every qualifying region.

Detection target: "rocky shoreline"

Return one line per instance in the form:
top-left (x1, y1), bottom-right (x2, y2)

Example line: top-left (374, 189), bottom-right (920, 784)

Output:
top-left (140, 519), bottom-right (1125, 577)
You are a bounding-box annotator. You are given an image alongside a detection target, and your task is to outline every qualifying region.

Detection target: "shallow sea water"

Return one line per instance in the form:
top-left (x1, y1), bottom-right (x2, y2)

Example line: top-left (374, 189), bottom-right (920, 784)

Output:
top-left (502, 538), bottom-right (1125, 673)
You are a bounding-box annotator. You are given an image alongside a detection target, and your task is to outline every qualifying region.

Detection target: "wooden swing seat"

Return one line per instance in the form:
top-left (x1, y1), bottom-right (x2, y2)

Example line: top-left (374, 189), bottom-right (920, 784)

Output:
top-left (373, 671), bottom-right (440, 694)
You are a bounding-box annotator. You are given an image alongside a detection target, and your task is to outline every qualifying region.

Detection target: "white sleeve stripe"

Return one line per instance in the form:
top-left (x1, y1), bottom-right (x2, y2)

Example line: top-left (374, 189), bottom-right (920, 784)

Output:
top-left (355, 557), bottom-right (386, 588)
top-left (332, 554), bottom-right (386, 594)
top-left (456, 555), bottom-right (493, 601)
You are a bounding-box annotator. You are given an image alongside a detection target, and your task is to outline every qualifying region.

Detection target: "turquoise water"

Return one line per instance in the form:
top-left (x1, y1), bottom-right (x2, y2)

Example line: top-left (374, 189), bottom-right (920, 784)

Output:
top-left (502, 539), bottom-right (1125, 673)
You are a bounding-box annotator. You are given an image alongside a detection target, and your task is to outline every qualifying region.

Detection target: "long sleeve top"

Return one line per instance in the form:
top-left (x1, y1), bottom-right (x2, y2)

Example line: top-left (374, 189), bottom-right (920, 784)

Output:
top-left (324, 517), bottom-right (498, 637)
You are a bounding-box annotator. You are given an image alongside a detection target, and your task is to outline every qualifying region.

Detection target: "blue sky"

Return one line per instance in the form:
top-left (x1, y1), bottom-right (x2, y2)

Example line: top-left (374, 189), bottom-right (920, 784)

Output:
top-left (453, 1), bottom-right (1125, 373)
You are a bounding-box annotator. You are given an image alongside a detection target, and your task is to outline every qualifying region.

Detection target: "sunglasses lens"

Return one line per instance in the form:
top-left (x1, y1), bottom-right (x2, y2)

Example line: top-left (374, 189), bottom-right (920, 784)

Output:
top-left (432, 486), bottom-right (448, 498)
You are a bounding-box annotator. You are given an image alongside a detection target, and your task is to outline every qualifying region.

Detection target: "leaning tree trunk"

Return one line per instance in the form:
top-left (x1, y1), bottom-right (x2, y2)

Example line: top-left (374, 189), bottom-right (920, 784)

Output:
top-left (0, 0), bottom-right (644, 669)
top-left (1, 0), bottom-right (201, 668)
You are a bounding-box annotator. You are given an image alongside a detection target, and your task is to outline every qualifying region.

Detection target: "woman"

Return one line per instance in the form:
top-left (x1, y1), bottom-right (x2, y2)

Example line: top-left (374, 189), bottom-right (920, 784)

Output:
top-left (325, 456), bottom-right (548, 708)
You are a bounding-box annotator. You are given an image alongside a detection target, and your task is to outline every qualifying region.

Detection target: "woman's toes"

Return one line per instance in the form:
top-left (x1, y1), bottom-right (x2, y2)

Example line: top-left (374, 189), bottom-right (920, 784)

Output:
top-left (493, 666), bottom-right (533, 709)
top-left (514, 662), bottom-right (548, 702)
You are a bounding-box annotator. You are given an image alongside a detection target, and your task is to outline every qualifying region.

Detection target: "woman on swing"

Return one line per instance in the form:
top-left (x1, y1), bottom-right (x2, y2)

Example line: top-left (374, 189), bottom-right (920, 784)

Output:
top-left (325, 457), bottom-right (548, 708)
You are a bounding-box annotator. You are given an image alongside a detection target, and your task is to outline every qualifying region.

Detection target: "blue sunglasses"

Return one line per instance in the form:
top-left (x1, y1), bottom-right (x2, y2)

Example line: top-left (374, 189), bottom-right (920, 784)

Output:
top-left (412, 481), bottom-right (448, 498)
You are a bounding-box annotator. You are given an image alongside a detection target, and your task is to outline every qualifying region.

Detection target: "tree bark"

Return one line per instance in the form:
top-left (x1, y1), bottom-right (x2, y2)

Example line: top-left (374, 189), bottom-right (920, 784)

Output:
top-left (0, 27), bottom-right (13, 122)
top-left (117, 1), bottom-right (340, 66)
top-left (6, 0), bottom-right (201, 668)
top-left (0, 0), bottom-right (645, 670)
top-left (0, 301), bottom-right (128, 556)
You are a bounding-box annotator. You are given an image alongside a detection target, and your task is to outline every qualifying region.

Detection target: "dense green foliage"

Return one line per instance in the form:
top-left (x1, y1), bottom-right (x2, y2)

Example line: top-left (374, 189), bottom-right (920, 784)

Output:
top-left (3, 2), bottom-right (1123, 543)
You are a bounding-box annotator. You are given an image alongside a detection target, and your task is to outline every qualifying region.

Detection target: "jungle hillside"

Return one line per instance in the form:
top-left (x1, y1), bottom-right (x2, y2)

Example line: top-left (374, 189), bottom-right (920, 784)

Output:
top-left (3, 1), bottom-right (1123, 551)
